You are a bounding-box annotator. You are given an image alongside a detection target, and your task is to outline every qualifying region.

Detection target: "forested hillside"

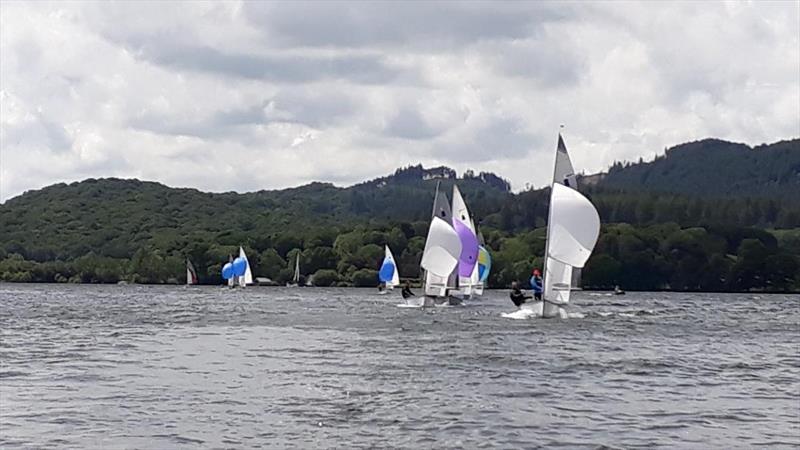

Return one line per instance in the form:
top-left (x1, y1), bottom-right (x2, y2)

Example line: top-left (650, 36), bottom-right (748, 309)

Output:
top-left (591, 138), bottom-right (800, 200)
top-left (1, 138), bottom-right (798, 291)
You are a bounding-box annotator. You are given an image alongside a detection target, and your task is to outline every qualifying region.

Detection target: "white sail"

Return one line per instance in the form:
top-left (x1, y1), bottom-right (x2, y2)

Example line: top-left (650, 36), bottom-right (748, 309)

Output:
top-left (186, 267), bottom-right (193, 285)
top-left (541, 182), bottom-right (600, 316)
top-left (554, 134), bottom-right (578, 189)
top-left (553, 133), bottom-right (582, 289)
top-left (293, 254), bottom-right (300, 283)
top-left (451, 185), bottom-right (478, 296)
top-left (470, 262), bottom-right (483, 296)
top-left (547, 184), bottom-right (600, 268)
top-left (424, 272), bottom-right (449, 297)
top-left (468, 217), bottom-right (483, 296)
top-left (544, 258), bottom-right (573, 305)
top-left (239, 246), bottom-right (253, 287)
top-left (451, 185), bottom-right (475, 232)
top-left (424, 182), bottom-right (458, 297)
top-left (421, 216), bottom-right (462, 278)
top-left (538, 134), bottom-right (600, 318)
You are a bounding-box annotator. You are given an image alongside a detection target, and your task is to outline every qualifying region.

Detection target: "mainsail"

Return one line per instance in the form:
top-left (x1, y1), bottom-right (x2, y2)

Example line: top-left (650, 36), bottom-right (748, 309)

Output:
top-left (293, 254), bottom-right (300, 284)
top-left (379, 245), bottom-right (401, 289)
top-left (239, 246), bottom-right (253, 287)
top-left (553, 133), bottom-right (583, 289)
top-left (540, 134), bottom-right (600, 317)
top-left (186, 259), bottom-right (198, 285)
top-left (451, 185), bottom-right (479, 296)
top-left (423, 182), bottom-right (458, 297)
top-left (227, 254), bottom-right (235, 288)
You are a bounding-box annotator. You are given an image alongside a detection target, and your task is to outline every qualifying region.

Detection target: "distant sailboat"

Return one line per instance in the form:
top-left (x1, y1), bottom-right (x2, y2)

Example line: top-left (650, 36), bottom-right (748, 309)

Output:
top-left (287, 253), bottom-right (301, 287)
top-left (538, 133), bottom-right (600, 318)
top-left (227, 254), bottom-right (235, 288)
top-left (378, 245), bottom-right (400, 294)
top-left (238, 246), bottom-right (254, 288)
top-left (474, 243), bottom-right (492, 296)
top-left (186, 259), bottom-right (198, 285)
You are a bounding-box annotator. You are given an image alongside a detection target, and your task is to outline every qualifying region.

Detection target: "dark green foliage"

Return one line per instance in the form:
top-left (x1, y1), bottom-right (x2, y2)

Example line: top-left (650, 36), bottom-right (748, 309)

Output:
top-left (352, 269), bottom-right (379, 287)
top-left (596, 138), bottom-right (800, 200)
top-left (0, 138), bottom-right (798, 291)
top-left (311, 269), bottom-right (340, 287)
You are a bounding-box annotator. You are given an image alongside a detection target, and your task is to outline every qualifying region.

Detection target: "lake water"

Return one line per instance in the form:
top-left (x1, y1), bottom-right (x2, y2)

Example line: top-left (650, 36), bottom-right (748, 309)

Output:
top-left (1, 284), bottom-right (798, 449)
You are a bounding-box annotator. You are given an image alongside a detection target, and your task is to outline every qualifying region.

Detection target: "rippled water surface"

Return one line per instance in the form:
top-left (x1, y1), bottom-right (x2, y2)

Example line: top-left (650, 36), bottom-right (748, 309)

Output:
top-left (1, 284), bottom-right (798, 448)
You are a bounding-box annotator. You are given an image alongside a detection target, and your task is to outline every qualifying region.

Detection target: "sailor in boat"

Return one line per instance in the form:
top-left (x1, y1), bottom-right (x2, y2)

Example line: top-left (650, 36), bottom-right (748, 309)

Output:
top-left (529, 268), bottom-right (543, 301)
top-left (614, 285), bottom-right (626, 295)
top-left (378, 283), bottom-right (385, 294)
top-left (509, 281), bottom-right (532, 307)
top-left (401, 281), bottom-right (415, 300)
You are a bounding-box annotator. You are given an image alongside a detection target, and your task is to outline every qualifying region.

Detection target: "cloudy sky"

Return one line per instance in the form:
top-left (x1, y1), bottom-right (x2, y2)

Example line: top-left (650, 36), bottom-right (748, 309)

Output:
top-left (1, 1), bottom-right (798, 201)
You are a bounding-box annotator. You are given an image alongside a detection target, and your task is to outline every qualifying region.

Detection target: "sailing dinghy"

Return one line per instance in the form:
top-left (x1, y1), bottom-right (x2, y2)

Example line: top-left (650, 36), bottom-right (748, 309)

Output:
top-left (186, 259), bottom-right (198, 285)
top-left (450, 185), bottom-right (480, 300)
top-left (378, 245), bottom-right (400, 294)
top-left (238, 246), bottom-right (254, 288)
top-left (410, 182), bottom-right (462, 307)
top-left (286, 253), bottom-right (301, 287)
top-left (504, 133), bottom-right (600, 319)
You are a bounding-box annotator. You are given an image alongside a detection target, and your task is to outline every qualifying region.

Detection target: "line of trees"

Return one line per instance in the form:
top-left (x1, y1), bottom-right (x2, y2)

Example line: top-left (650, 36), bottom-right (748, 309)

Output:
top-left (1, 223), bottom-right (798, 292)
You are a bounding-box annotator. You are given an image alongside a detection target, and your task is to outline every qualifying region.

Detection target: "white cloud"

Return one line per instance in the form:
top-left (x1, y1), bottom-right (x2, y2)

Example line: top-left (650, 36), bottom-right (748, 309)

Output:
top-left (1, 1), bottom-right (798, 201)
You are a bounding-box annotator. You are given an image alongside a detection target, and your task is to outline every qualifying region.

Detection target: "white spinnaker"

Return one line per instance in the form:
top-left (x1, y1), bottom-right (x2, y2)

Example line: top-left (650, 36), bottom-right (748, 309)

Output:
top-left (547, 184), bottom-right (600, 268)
top-left (553, 133), bottom-right (582, 289)
top-left (421, 216), bottom-right (462, 278)
top-left (384, 245), bottom-right (400, 288)
top-left (239, 247), bottom-right (253, 286)
top-left (540, 158), bottom-right (600, 317)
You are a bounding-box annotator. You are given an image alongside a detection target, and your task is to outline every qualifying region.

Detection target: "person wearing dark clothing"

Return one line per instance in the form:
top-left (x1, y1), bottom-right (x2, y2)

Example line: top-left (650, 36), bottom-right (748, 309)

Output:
top-left (530, 269), bottom-right (543, 301)
top-left (401, 281), bottom-right (415, 299)
top-left (510, 281), bottom-right (532, 307)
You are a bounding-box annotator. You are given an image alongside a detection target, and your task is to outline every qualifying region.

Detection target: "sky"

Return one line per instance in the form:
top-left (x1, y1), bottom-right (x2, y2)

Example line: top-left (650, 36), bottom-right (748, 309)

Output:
top-left (1, 1), bottom-right (798, 201)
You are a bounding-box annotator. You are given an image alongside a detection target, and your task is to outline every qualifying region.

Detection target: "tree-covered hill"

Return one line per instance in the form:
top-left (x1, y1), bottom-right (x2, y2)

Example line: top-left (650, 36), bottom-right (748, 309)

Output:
top-left (589, 138), bottom-right (800, 201)
top-left (1, 138), bottom-right (798, 291)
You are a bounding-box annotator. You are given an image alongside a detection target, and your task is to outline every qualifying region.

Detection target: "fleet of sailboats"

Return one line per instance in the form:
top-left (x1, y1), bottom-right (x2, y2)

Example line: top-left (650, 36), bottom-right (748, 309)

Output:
top-left (190, 129), bottom-right (599, 319)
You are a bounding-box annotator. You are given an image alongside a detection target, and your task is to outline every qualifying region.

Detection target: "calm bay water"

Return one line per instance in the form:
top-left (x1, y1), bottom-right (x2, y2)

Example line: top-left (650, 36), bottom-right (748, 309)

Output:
top-left (0, 284), bottom-right (798, 449)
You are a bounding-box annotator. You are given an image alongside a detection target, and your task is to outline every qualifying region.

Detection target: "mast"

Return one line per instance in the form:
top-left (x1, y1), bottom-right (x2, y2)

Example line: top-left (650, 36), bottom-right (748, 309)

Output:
top-left (542, 129), bottom-right (564, 317)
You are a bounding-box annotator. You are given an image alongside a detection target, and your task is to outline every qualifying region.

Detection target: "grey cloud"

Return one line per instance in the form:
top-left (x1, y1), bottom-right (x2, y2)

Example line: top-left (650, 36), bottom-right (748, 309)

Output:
top-left (269, 89), bottom-right (358, 128)
top-left (130, 39), bottom-right (405, 84)
top-left (243, 1), bottom-right (565, 48)
top-left (384, 108), bottom-right (444, 140)
top-left (129, 89), bottom-right (358, 139)
top-left (435, 117), bottom-right (538, 163)
top-left (484, 39), bottom-right (588, 88)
